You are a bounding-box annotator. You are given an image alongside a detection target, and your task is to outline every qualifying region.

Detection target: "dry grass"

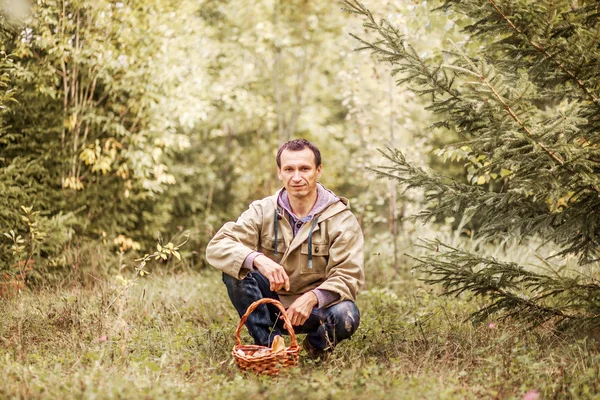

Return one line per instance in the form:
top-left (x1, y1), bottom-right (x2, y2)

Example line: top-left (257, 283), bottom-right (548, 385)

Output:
top-left (1, 265), bottom-right (598, 399)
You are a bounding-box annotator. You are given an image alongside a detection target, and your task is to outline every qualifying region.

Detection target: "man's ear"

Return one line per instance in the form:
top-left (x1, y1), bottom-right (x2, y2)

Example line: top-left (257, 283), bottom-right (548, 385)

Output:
top-left (317, 165), bottom-right (322, 180)
top-left (277, 167), bottom-right (282, 181)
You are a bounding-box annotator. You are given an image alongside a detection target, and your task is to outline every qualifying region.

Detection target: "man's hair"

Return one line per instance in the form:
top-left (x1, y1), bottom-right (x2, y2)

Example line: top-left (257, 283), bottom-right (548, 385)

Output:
top-left (276, 139), bottom-right (322, 168)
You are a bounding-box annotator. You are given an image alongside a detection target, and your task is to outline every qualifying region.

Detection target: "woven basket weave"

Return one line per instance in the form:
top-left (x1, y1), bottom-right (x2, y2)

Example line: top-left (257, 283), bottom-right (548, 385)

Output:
top-left (232, 298), bottom-right (300, 376)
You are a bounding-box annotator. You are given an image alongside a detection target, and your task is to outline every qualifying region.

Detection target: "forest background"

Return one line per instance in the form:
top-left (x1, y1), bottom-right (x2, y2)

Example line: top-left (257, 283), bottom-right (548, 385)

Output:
top-left (1, 0), bottom-right (599, 398)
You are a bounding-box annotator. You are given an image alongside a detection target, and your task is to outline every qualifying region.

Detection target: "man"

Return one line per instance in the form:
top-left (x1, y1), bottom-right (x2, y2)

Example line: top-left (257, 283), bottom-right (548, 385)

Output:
top-left (206, 139), bottom-right (364, 359)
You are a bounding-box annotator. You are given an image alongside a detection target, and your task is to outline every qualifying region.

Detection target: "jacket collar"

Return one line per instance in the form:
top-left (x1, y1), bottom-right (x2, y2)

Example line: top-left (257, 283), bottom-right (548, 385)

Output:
top-left (270, 184), bottom-right (350, 222)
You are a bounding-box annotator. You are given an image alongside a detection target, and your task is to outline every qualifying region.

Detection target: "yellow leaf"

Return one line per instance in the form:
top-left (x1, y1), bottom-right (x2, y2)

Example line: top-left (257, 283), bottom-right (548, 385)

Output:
top-left (91, 157), bottom-right (112, 174)
top-left (64, 114), bottom-right (77, 130)
top-left (79, 148), bottom-right (97, 165)
top-left (62, 176), bottom-right (84, 190)
top-left (477, 175), bottom-right (487, 185)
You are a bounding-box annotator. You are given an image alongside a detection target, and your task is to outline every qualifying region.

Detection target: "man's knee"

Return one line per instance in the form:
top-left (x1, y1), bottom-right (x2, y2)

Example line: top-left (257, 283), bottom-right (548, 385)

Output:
top-left (328, 301), bottom-right (360, 338)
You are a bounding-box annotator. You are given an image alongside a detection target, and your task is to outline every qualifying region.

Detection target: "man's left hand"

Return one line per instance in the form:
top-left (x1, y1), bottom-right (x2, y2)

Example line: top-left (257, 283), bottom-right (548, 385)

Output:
top-left (286, 291), bottom-right (318, 326)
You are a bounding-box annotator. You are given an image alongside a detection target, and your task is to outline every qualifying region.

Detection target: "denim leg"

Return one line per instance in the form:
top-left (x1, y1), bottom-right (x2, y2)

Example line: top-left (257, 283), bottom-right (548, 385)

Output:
top-left (222, 271), bottom-right (283, 346)
top-left (294, 301), bottom-right (360, 350)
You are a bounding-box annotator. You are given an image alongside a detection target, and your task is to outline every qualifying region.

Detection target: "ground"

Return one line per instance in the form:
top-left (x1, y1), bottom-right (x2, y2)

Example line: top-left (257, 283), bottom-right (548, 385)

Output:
top-left (1, 269), bottom-right (598, 399)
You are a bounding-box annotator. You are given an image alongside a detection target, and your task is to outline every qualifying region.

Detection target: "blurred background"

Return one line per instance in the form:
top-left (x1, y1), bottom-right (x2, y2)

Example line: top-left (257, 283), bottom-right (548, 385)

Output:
top-left (0, 0), bottom-right (468, 286)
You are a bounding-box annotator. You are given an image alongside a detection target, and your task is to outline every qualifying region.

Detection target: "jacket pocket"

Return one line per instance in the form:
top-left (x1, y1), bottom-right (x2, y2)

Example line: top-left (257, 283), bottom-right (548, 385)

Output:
top-left (300, 242), bottom-right (328, 274)
top-left (260, 235), bottom-right (286, 263)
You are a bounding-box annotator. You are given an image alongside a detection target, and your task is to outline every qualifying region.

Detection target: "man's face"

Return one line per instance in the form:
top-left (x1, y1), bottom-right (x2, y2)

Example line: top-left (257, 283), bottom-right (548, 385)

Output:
top-left (278, 148), bottom-right (322, 200)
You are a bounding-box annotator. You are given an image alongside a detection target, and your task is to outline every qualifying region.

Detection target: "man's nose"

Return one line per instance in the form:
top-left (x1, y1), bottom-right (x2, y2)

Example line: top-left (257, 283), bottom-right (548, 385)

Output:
top-left (292, 170), bottom-right (302, 180)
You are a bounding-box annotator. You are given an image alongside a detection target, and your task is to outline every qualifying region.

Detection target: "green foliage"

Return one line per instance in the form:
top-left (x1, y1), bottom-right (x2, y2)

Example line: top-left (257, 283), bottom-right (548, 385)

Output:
top-left (0, 0), bottom-right (212, 274)
top-left (348, 0), bottom-right (600, 328)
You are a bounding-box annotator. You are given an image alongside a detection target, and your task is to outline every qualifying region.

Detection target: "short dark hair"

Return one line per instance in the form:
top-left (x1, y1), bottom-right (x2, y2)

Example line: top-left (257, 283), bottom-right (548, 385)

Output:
top-left (276, 139), bottom-right (322, 168)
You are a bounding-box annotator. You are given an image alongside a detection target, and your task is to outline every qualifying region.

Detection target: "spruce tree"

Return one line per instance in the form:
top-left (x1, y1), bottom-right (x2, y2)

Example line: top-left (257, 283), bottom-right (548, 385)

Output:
top-left (346, 0), bottom-right (600, 328)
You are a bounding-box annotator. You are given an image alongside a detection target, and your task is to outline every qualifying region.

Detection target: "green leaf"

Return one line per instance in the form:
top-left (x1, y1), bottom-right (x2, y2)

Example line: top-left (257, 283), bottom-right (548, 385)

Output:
top-left (145, 361), bottom-right (161, 372)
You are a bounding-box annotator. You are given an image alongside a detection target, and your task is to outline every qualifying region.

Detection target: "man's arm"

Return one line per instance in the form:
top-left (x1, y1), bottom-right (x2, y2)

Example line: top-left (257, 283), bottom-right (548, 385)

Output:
top-left (206, 202), bottom-right (291, 291)
top-left (312, 289), bottom-right (340, 308)
top-left (206, 202), bottom-right (264, 279)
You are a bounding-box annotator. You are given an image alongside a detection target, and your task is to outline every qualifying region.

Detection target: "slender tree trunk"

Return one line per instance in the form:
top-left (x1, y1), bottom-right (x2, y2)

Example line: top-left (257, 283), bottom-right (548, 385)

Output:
top-left (272, 0), bottom-right (285, 145)
top-left (388, 73), bottom-right (399, 275)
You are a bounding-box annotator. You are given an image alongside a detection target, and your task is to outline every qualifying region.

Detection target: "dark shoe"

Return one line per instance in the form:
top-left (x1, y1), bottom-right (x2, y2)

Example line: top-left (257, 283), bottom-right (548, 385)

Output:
top-left (302, 336), bottom-right (332, 362)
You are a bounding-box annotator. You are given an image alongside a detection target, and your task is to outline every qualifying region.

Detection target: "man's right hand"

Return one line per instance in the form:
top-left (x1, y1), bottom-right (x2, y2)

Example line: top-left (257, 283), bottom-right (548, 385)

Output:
top-left (253, 255), bottom-right (290, 292)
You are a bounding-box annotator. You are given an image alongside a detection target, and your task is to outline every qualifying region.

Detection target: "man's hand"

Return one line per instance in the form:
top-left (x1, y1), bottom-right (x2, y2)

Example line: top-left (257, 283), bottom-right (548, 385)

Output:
top-left (253, 254), bottom-right (290, 292)
top-left (286, 291), bottom-right (318, 326)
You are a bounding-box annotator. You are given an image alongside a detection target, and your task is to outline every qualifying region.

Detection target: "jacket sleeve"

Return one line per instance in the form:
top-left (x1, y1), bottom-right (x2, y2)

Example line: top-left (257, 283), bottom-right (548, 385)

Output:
top-left (205, 202), bottom-right (263, 280)
top-left (316, 212), bottom-right (365, 303)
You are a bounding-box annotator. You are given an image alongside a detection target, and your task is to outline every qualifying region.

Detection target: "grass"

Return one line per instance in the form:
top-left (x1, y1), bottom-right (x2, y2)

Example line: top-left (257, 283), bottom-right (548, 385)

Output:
top-left (1, 263), bottom-right (599, 399)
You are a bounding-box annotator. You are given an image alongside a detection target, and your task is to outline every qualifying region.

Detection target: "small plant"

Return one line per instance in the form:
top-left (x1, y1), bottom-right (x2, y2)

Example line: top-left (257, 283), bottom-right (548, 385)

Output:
top-left (105, 232), bottom-right (190, 312)
top-left (1, 206), bottom-right (46, 296)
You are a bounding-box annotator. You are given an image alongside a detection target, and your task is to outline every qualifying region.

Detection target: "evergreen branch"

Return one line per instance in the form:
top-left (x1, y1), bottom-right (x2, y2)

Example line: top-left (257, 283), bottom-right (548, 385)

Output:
top-left (451, 40), bottom-right (566, 166)
top-left (488, 0), bottom-right (600, 109)
top-left (412, 240), bottom-right (600, 327)
top-left (344, 0), bottom-right (461, 104)
top-left (373, 148), bottom-right (600, 262)
top-left (370, 148), bottom-right (540, 227)
top-left (451, 41), bottom-right (600, 195)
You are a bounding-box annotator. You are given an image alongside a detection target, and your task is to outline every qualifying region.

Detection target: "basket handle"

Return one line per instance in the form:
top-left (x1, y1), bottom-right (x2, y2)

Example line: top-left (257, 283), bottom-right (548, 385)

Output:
top-left (235, 298), bottom-right (298, 348)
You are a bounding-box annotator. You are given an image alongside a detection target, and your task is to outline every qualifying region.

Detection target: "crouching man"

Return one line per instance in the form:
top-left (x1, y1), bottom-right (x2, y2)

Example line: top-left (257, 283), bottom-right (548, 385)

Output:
top-left (206, 139), bottom-right (364, 359)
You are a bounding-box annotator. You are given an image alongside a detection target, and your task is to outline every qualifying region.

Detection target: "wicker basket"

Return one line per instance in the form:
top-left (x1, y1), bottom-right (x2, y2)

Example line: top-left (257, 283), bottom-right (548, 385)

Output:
top-left (232, 298), bottom-right (300, 376)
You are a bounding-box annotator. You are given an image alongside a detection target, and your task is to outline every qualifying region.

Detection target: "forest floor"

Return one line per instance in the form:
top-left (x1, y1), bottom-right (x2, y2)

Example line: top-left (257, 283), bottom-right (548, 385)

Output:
top-left (1, 268), bottom-right (599, 399)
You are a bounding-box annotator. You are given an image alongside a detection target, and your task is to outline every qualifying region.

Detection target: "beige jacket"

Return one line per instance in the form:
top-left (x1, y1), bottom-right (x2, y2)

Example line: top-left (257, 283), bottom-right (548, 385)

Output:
top-left (206, 188), bottom-right (365, 308)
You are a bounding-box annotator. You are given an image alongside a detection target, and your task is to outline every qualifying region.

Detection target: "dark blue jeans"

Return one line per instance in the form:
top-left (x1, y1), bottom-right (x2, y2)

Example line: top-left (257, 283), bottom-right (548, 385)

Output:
top-left (223, 271), bottom-right (360, 350)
